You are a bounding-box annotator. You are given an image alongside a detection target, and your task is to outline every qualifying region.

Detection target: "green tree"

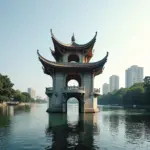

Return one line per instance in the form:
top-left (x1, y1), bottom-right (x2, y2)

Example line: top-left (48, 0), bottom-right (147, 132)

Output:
top-left (0, 96), bottom-right (9, 103)
top-left (99, 82), bottom-right (146, 107)
top-left (0, 74), bottom-right (14, 97)
top-left (22, 92), bottom-right (31, 102)
top-left (144, 76), bottom-right (150, 91)
top-left (144, 76), bottom-right (150, 105)
top-left (123, 83), bottom-right (144, 106)
top-left (13, 90), bottom-right (25, 102)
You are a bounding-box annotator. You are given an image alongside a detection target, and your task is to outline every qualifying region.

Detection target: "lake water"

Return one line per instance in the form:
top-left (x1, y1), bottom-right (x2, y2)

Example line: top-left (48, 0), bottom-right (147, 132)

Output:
top-left (0, 104), bottom-right (150, 150)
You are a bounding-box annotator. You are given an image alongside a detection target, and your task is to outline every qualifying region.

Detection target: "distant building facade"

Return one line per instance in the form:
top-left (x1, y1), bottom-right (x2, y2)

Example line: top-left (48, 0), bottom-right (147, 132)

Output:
top-left (109, 75), bottom-right (119, 92)
top-left (102, 83), bottom-right (110, 94)
top-left (28, 88), bottom-right (36, 99)
top-left (125, 65), bottom-right (144, 88)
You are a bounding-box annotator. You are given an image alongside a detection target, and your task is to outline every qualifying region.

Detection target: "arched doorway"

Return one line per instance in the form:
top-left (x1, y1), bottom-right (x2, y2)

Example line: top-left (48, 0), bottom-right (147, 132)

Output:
top-left (64, 74), bottom-right (83, 114)
top-left (67, 79), bottom-right (79, 87)
top-left (66, 74), bottom-right (81, 87)
top-left (68, 54), bottom-right (79, 62)
top-left (67, 97), bottom-right (79, 123)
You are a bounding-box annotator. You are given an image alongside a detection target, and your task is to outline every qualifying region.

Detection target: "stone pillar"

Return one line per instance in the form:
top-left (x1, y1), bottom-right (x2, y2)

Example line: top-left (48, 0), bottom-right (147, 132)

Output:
top-left (83, 73), bottom-right (99, 113)
top-left (47, 72), bottom-right (64, 113)
top-left (62, 93), bottom-right (67, 113)
top-left (79, 95), bottom-right (84, 113)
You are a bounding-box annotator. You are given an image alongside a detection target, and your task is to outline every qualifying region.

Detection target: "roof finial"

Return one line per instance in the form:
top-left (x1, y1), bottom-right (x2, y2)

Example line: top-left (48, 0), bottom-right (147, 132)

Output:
top-left (50, 29), bottom-right (53, 37)
top-left (95, 31), bottom-right (97, 37)
top-left (71, 33), bottom-right (75, 42)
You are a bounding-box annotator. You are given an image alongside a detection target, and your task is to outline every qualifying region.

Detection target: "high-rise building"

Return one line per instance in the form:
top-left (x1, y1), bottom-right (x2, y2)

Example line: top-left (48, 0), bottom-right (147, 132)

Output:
top-left (27, 88), bottom-right (36, 99)
top-left (125, 65), bottom-right (144, 88)
top-left (109, 75), bottom-right (119, 92)
top-left (102, 83), bottom-right (110, 94)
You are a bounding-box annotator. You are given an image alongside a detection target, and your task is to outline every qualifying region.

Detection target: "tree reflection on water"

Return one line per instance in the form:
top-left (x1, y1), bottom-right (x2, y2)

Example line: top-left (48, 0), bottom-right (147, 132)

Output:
top-left (0, 105), bottom-right (31, 127)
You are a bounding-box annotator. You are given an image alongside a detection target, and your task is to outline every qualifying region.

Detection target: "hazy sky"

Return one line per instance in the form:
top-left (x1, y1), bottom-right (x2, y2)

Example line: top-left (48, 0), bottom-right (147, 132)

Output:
top-left (0, 0), bottom-right (150, 98)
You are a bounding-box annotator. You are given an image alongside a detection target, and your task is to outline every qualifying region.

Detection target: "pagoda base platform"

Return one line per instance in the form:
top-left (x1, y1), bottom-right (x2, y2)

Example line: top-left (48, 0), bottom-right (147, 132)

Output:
top-left (84, 108), bottom-right (100, 113)
top-left (46, 107), bottom-right (100, 113)
top-left (46, 108), bottom-right (63, 113)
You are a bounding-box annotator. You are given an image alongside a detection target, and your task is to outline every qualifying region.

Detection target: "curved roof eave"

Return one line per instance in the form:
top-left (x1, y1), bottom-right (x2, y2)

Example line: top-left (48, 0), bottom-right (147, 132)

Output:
top-left (37, 50), bottom-right (109, 70)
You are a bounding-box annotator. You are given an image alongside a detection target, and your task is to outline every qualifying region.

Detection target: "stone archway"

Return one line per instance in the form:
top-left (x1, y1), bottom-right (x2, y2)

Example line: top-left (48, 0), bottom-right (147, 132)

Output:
top-left (63, 93), bottom-right (84, 113)
top-left (67, 97), bottom-right (79, 115)
top-left (68, 54), bottom-right (79, 62)
top-left (66, 74), bottom-right (82, 87)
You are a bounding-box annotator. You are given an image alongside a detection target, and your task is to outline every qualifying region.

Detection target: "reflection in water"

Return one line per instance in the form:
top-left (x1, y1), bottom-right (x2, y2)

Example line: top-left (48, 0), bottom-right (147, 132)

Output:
top-left (0, 105), bottom-right (31, 150)
top-left (124, 114), bottom-right (150, 150)
top-left (46, 112), bottom-right (99, 150)
top-left (0, 105), bottom-right (31, 127)
top-left (1, 105), bottom-right (150, 149)
top-left (0, 107), bottom-right (11, 127)
top-left (144, 115), bottom-right (150, 140)
top-left (125, 115), bottom-right (144, 142)
top-left (101, 108), bottom-right (150, 149)
top-left (109, 114), bottom-right (119, 136)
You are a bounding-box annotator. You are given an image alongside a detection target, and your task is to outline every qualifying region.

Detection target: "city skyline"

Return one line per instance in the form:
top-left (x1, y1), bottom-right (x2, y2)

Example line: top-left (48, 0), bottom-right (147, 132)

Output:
top-left (125, 65), bottom-right (143, 88)
top-left (0, 1), bottom-right (150, 97)
top-left (109, 75), bottom-right (119, 92)
top-left (102, 83), bottom-right (110, 94)
top-left (27, 88), bottom-right (36, 99)
top-left (102, 65), bottom-right (144, 94)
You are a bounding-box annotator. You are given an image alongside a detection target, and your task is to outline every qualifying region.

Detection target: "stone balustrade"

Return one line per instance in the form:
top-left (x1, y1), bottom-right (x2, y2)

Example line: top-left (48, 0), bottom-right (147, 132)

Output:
top-left (46, 86), bottom-right (85, 92)
top-left (63, 86), bottom-right (85, 94)
top-left (46, 87), bottom-right (53, 94)
top-left (93, 88), bottom-right (100, 93)
top-left (46, 87), bottom-right (53, 90)
top-left (46, 87), bottom-right (99, 94)
top-left (64, 86), bottom-right (85, 91)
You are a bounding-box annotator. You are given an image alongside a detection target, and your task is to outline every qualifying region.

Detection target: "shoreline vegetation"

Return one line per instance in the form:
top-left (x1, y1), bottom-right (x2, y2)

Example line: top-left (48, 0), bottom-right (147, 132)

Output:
top-left (0, 73), bottom-right (47, 106)
top-left (98, 76), bottom-right (150, 110)
top-left (0, 102), bottom-right (33, 107)
top-left (0, 102), bottom-right (46, 108)
top-left (1, 73), bottom-right (150, 110)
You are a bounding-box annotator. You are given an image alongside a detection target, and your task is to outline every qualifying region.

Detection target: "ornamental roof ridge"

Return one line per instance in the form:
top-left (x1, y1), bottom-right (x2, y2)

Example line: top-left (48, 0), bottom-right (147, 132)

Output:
top-left (50, 29), bottom-right (97, 49)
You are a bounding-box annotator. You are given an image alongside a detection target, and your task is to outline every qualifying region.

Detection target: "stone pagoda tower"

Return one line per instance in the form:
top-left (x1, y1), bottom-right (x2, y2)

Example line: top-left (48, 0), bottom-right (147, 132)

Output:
top-left (37, 29), bottom-right (108, 113)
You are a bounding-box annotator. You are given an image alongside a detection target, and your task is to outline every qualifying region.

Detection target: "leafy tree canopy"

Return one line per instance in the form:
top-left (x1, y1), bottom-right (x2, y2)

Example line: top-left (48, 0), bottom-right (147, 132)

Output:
top-left (98, 82), bottom-right (148, 106)
top-left (0, 74), bottom-right (14, 97)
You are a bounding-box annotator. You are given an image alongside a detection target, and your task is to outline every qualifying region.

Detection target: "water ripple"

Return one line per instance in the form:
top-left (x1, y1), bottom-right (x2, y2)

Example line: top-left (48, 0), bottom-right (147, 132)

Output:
top-left (1, 105), bottom-right (150, 149)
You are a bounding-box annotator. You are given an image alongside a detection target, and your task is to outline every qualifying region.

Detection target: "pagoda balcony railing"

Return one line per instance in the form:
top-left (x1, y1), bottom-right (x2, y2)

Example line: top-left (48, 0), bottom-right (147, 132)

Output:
top-left (93, 88), bottom-right (100, 93)
top-left (93, 88), bottom-right (100, 95)
top-left (63, 86), bottom-right (85, 94)
top-left (46, 87), bottom-right (53, 94)
top-left (64, 86), bottom-right (85, 91)
top-left (46, 86), bottom-right (85, 94)
top-left (46, 87), bottom-right (100, 95)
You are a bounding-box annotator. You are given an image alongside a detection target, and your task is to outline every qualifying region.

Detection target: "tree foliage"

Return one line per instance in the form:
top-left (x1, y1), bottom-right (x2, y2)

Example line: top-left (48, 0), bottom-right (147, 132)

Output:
top-left (143, 76), bottom-right (150, 105)
top-left (0, 96), bottom-right (9, 103)
top-left (13, 90), bottom-right (25, 102)
top-left (98, 80), bottom-right (149, 107)
top-left (0, 74), bottom-right (14, 97)
top-left (0, 73), bottom-right (35, 103)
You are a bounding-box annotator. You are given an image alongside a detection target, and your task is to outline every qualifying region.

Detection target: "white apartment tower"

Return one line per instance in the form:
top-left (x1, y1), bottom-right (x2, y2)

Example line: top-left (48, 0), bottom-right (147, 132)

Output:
top-left (102, 83), bottom-right (110, 94)
top-left (109, 75), bottom-right (119, 92)
top-left (27, 88), bottom-right (36, 99)
top-left (125, 65), bottom-right (144, 88)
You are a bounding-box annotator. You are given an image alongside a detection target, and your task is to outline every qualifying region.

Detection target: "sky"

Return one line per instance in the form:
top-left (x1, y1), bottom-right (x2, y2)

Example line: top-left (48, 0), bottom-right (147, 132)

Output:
top-left (0, 0), bottom-right (150, 98)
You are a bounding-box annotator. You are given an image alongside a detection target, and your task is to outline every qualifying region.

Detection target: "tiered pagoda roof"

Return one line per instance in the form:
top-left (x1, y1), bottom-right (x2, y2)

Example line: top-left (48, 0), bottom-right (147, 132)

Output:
top-left (37, 30), bottom-right (109, 76)
top-left (50, 29), bottom-right (97, 62)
